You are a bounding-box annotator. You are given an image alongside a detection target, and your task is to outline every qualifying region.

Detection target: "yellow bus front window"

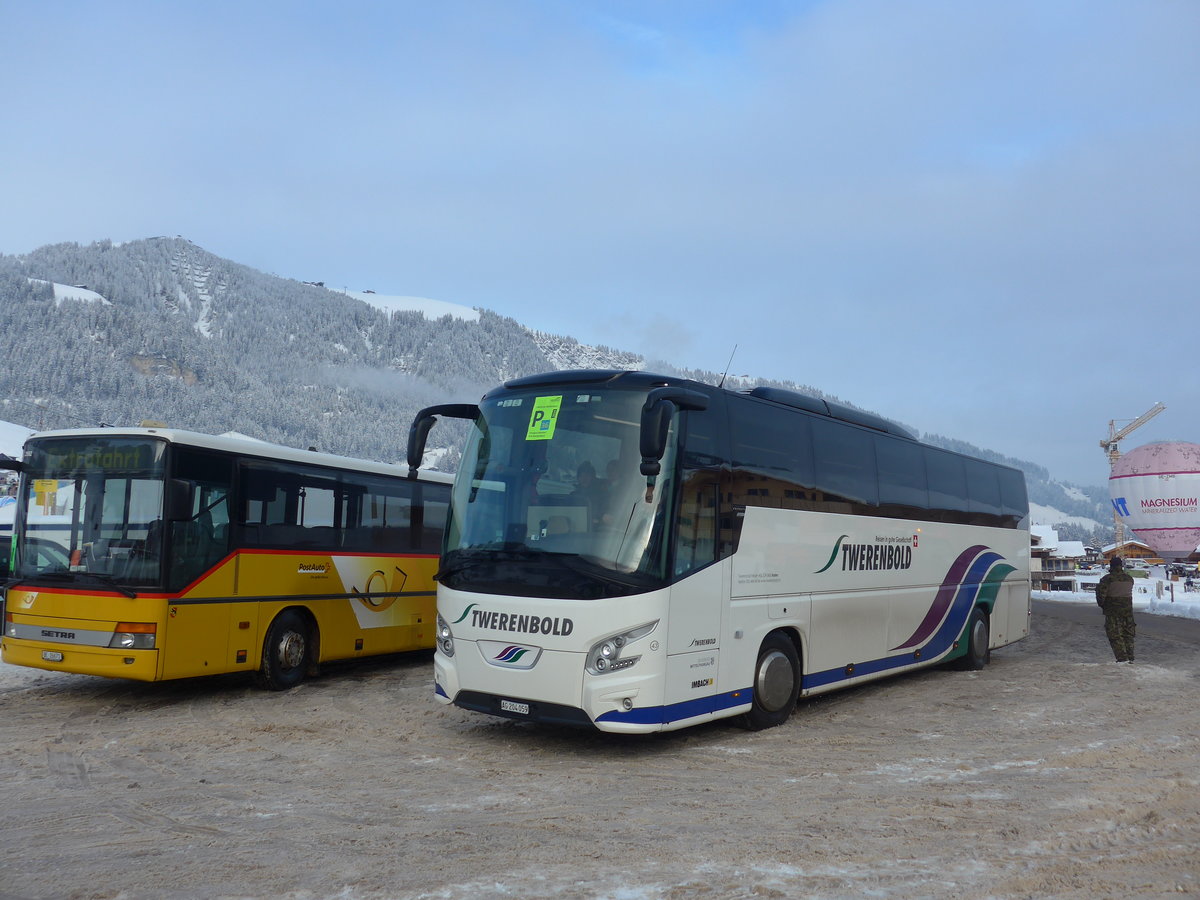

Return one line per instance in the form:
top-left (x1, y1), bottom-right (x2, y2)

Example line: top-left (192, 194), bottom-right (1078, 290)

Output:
top-left (18, 437), bottom-right (167, 587)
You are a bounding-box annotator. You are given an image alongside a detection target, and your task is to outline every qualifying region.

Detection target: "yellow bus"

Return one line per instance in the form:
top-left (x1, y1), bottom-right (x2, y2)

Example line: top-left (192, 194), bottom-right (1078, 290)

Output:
top-left (1, 427), bottom-right (451, 689)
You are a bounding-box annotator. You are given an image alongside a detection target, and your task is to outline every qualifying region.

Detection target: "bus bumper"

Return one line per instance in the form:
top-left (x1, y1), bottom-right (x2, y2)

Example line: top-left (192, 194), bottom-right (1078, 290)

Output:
top-left (1, 639), bottom-right (160, 681)
top-left (434, 640), bottom-right (676, 734)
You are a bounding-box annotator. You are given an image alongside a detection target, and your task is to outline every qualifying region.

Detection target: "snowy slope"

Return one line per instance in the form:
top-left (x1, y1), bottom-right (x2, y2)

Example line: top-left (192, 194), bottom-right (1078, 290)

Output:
top-left (1030, 502), bottom-right (1105, 530)
top-left (336, 289), bottom-right (480, 323)
top-left (28, 279), bottom-right (111, 307)
top-left (0, 419), bottom-right (34, 458)
top-left (531, 331), bottom-right (644, 371)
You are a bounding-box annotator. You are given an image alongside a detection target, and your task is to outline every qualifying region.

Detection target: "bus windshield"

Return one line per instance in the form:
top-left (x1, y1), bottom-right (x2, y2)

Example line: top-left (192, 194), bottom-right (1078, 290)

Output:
top-left (442, 387), bottom-right (677, 599)
top-left (16, 436), bottom-right (167, 588)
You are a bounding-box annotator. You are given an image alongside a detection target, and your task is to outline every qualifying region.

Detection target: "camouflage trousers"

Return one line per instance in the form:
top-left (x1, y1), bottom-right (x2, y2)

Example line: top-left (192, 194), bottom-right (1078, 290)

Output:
top-left (1102, 604), bottom-right (1136, 662)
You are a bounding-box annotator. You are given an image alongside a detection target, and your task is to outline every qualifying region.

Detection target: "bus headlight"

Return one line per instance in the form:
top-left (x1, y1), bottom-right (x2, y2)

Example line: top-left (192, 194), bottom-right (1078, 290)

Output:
top-left (108, 623), bottom-right (156, 650)
top-left (586, 621), bottom-right (657, 675)
top-left (436, 614), bottom-right (455, 657)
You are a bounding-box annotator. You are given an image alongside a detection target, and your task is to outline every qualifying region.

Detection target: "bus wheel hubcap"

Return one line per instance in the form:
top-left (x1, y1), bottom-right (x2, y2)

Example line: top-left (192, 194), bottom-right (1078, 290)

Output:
top-left (972, 620), bottom-right (986, 656)
top-left (756, 650), bottom-right (793, 711)
top-left (278, 632), bottom-right (305, 669)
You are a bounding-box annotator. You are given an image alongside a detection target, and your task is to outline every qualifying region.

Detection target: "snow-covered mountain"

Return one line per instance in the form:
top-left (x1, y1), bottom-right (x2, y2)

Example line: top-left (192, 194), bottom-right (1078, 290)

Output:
top-left (0, 237), bottom-right (1114, 539)
top-left (0, 237), bottom-right (655, 471)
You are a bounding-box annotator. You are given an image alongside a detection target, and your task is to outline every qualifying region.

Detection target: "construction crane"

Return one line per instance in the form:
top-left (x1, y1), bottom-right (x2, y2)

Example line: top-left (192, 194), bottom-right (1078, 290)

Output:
top-left (1101, 402), bottom-right (1166, 549)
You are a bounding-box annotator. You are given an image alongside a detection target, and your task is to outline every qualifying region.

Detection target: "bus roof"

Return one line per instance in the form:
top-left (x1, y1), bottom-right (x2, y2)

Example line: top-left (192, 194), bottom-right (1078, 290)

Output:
top-left (497, 369), bottom-right (918, 441)
top-left (493, 369), bottom-right (1028, 476)
top-left (23, 427), bottom-right (454, 484)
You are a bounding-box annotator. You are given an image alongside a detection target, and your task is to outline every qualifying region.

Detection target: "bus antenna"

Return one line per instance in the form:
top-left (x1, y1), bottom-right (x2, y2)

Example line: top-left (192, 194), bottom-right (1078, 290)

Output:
top-left (718, 345), bottom-right (738, 388)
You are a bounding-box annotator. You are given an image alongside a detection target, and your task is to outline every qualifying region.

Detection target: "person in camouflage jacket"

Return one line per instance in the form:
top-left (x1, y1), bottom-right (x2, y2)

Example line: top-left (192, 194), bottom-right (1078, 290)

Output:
top-left (1096, 556), bottom-right (1136, 663)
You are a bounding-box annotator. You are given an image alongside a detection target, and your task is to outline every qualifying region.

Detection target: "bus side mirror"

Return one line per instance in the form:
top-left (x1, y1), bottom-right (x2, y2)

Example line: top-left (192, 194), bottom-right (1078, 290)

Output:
top-left (0, 456), bottom-right (23, 473)
top-left (407, 404), bottom-right (479, 472)
top-left (640, 388), bottom-right (708, 477)
top-left (165, 478), bottom-right (192, 522)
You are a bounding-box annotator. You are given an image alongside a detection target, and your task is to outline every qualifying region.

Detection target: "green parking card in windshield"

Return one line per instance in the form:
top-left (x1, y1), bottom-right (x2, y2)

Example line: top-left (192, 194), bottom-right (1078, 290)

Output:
top-left (525, 395), bottom-right (562, 441)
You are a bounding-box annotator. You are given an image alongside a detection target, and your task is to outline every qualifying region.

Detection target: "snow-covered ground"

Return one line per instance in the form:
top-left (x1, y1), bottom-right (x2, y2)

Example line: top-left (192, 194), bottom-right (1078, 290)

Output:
top-left (1035, 565), bottom-right (1200, 620)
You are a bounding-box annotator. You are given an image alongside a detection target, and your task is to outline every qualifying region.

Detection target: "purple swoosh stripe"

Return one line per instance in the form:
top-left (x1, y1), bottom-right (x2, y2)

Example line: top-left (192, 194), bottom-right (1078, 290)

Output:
top-left (891, 544), bottom-right (987, 651)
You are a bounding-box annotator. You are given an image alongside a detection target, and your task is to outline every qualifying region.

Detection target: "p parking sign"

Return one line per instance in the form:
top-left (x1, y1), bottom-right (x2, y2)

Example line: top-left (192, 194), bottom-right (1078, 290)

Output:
top-left (526, 396), bottom-right (563, 441)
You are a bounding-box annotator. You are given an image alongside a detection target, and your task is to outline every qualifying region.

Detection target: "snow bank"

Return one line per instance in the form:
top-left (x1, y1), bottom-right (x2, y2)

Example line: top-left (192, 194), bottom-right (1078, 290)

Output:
top-left (1035, 571), bottom-right (1200, 620)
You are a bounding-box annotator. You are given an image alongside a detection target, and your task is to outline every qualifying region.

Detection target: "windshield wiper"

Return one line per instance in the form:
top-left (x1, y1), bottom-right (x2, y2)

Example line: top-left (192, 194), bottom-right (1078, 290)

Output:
top-left (78, 572), bottom-right (138, 598)
top-left (438, 545), bottom-right (542, 581)
top-left (551, 553), bottom-right (655, 597)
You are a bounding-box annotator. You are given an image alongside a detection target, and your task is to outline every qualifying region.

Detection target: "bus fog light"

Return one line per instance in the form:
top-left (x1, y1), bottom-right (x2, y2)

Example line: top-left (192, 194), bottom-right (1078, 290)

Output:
top-left (586, 621), bottom-right (658, 675)
top-left (436, 614), bottom-right (455, 658)
top-left (622, 697), bottom-right (634, 711)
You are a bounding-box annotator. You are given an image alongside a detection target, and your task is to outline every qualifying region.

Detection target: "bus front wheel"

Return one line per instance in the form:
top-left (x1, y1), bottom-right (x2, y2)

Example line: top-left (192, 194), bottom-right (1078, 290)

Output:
top-left (257, 610), bottom-right (312, 690)
top-left (956, 606), bottom-right (990, 671)
top-left (743, 632), bottom-right (800, 730)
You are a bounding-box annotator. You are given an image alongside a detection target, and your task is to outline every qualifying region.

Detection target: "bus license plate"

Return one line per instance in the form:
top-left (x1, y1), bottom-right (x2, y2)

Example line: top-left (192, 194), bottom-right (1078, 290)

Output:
top-left (42, 650), bottom-right (64, 662)
top-left (499, 699), bottom-right (530, 716)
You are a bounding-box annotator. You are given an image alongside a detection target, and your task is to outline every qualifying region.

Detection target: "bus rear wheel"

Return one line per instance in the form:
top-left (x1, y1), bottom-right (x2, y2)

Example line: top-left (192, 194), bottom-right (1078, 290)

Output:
top-left (743, 632), bottom-right (800, 730)
top-left (257, 610), bottom-right (312, 690)
top-left (956, 606), bottom-right (990, 671)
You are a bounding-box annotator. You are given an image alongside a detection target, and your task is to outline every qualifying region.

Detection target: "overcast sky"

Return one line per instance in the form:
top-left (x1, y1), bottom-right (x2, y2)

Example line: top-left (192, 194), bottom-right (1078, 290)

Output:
top-left (3, 0), bottom-right (1196, 485)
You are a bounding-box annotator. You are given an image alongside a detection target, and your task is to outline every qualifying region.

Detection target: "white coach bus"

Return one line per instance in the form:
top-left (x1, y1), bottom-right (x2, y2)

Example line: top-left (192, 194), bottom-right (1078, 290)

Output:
top-left (408, 370), bottom-right (1030, 734)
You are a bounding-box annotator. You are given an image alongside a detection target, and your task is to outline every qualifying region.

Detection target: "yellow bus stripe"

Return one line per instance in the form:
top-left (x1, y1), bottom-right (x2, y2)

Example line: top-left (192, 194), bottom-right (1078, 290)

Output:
top-left (168, 590), bottom-right (435, 606)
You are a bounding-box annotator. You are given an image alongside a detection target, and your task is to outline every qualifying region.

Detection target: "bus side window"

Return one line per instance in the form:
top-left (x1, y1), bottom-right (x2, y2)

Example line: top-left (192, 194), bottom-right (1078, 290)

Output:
top-left (811, 417), bottom-right (878, 513)
top-left (728, 398), bottom-right (815, 518)
top-left (674, 474), bottom-right (719, 577)
top-left (672, 408), bottom-right (727, 578)
top-left (352, 476), bottom-right (416, 552)
top-left (168, 448), bottom-right (234, 590)
top-left (925, 449), bottom-right (969, 524)
top-left (419, 483), bottom-right (450, 552)
top-left (997, 467), bottom-right (1028, 529)
top-left (875, 434), bottom-right (928, 520)
top-left (964, 458), bottom-right (1003, 527)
